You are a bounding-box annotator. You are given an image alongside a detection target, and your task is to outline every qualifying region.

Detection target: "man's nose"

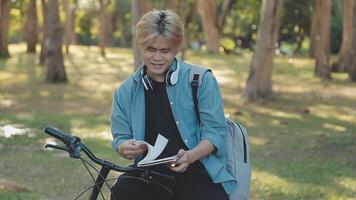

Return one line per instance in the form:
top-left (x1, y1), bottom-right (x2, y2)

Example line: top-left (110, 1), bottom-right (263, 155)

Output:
top-left (152, 51), bottom-right (163, 61)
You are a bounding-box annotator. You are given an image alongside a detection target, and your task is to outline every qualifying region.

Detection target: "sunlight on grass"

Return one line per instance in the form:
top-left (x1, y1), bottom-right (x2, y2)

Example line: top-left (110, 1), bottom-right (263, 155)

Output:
top-left (0, 72), bottom-right (28, 86)
top-left (0, 124), bottom-right (31, 138)
top-left (253, 169), bottom-right (356, 200)
top-left (15, 112), bottom-right (34, 121)
top-left (248, 136), bottom-right (269, 146)
top-left (250, 106), bottom-right (302, 120)
top-left (214, 68), bottom-right (238, 85)
top-left (39, 90), bottom-right (50, 97)
top-left (252, 170), bottom-right (296, 197)
top-left (336, 177), bottom-right (356, 193)
top-left (311, 104), bottom-right (356, 123)
top-left (332, 72), bottom-right (349, 81)
top-left (322, 123), bottom-right (347, 132)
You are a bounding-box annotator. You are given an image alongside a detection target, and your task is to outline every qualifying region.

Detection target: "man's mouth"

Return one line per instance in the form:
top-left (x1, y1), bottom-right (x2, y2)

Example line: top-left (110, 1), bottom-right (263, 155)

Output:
top-left (151, 63), bottom-right (164, 68)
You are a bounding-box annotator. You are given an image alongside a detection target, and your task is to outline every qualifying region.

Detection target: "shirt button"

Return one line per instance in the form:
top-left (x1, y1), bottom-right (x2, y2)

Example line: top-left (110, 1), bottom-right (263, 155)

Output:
top-left (176, 121), bottom-right (179, 125)
top-left (170, 102), bottom-right (173, 105)
top-left (184, 139), bottom-right (188, 143)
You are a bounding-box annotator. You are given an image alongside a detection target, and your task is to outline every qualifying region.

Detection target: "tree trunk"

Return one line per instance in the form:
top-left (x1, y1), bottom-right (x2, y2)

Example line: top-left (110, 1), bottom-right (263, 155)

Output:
top-left (45, 0), bottom-right (67, 83)
top-left (313, 0), bottom-right (331, 80)
top-left (63, 0), bottom-right (77, 54)
top-left (244, 0), bottom-right (284, 100)
top-left (309, 6), bottom-right (317, 58)
top-left (169, 0), bottom-right (193, 60)
top-left (336, 0), bottom-right (354, 72)
top-left (131, 0), bottom-right (151, 69)
top-left (99, 0), bottom-right (111, 57)
top-left (25, 0), bottom-right (38, 53)
top-left (217, 0), bottom-right (235, 32)
top-left (0, 0), bottom-right (10, 58)
top-left (197, 0), bottom-right (220, 53)
top-left (349, 2), bottom-right (356, 81)
top-left (39, 0), bottom-right (48, 65)
top-left (169, 0), bottom-right (179, 11)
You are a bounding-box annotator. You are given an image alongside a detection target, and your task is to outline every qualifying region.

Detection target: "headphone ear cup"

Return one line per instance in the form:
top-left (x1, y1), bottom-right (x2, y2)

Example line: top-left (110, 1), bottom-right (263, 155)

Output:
top-left (142, 74), bottom-right (154, 91)
top-left (165, 69), bottom-right (174, 86)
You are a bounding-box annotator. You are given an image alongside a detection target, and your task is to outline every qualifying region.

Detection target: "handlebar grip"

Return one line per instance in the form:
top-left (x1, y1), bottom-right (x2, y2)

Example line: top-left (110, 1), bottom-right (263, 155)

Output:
top-left (43, 127), bottom-right (75, 146)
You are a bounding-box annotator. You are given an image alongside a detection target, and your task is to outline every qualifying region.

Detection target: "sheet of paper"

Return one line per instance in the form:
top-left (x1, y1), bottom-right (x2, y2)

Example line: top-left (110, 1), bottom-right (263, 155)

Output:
top-left (137, 134), bottom-right (169, 164)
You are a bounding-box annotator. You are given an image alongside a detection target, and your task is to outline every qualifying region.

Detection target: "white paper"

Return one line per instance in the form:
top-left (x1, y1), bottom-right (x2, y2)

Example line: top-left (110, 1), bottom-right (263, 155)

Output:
top-left (137, 134), bottom-right (178, 167)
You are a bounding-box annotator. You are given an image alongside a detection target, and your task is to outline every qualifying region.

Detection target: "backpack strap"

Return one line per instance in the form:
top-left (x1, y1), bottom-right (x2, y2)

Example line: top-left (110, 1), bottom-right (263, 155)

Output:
top-left (189, 65), bottom-right (211, 124)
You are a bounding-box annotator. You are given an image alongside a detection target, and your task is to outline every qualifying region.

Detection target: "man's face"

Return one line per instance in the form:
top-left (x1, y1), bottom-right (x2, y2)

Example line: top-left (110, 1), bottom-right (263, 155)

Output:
top-left (142, 35), bottom-right (176, 82)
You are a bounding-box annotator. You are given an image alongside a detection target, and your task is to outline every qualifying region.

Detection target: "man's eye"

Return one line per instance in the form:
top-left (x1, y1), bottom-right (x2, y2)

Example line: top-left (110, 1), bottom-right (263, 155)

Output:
top-left (147, 48), bottom-right (155, 52)
top-left (161, 50), bottom-right (169, 53)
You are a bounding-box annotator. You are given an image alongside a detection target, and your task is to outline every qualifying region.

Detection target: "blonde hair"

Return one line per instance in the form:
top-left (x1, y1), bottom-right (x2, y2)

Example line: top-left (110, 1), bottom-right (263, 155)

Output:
top-left (135, 10), bottom-right (184, 51)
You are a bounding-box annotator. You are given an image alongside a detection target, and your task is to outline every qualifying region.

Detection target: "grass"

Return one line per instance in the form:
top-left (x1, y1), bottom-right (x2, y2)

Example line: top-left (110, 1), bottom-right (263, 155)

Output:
top-left (1, 43), bottom-right (356, 200)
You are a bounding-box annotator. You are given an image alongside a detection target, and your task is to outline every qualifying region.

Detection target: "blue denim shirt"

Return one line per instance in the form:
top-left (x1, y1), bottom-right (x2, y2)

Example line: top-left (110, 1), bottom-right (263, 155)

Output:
top-left (111, 58), bottom-right (237, 194)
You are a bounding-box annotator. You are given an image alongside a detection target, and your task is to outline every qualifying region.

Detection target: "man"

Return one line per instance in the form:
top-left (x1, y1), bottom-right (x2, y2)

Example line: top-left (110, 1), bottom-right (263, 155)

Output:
top-left (110, 9), bottom-right (236, 200)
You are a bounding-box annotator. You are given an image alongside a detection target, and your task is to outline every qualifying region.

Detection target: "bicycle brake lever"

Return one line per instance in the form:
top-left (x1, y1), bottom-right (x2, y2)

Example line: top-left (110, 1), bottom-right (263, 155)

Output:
top-left (45, 144), bottom-right (81, 159)
top-left (45, 144), bottom-right (70, 152)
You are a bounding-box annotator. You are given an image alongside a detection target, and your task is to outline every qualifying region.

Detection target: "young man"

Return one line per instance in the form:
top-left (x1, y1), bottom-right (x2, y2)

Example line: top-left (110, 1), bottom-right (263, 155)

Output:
top-left (110, 10), bottom-right (236, 200)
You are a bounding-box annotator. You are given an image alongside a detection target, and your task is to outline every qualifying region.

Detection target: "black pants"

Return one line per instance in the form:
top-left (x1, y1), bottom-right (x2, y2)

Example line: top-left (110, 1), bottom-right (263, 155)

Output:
top-left (110, 169), bottom-right (229, 200)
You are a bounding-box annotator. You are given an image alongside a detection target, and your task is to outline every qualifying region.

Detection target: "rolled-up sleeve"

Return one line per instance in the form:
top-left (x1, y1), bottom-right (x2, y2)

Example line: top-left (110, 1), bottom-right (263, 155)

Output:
top-left (111, 86), bottom-right (133, 152)
top-left (198, 72), bottom-right (228, 157)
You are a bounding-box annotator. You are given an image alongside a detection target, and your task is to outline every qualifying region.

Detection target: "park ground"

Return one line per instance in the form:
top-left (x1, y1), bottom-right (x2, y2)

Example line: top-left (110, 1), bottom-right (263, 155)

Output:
top-left (0, 44), bottom-right (356, 199)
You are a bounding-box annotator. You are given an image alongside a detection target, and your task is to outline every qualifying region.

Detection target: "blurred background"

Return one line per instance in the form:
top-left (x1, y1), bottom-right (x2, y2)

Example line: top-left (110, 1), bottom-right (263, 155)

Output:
top-left (0, 0), bottom-right (355, 199)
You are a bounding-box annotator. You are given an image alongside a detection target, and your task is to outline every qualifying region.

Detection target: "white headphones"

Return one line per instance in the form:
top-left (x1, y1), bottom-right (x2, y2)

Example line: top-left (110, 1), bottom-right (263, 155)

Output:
top-left (141, 58), bottom-right (180, 91)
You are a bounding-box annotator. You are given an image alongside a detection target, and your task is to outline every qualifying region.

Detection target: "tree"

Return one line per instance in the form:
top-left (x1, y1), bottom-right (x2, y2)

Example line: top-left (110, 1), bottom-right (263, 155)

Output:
top-left (39, 0), bottom-right (48, 65)
top-left (349, 2), bottom-right (356, 81)
top-left (313, 0), bottom-right (331, 80)
top-left (63, 0), bottom-right (77, 54)
top-left (217, 0), bottom-right (235, 33)
top-left (335, 0), bottom-right (354, 72)
top-left (169, 0), bottom-right (196, 60)
top-left (244, 0), bottom-right (284, 100)
top-left (131, 0), bottom-right (151, 69)
top-left (99, 0), bottom-right (112, 57)
top-left (45, 0), bottom-right (67, 82)
top-left (196, 0), bottom-right (235, 53)
top-left (0, 0), bottom-right (10, 58)
top-left (309, 4), bottom-right (317, 58)
top-left (197, 0), bottom-right (219, 53)
top-left (24, 0), bottom-right (38, 53)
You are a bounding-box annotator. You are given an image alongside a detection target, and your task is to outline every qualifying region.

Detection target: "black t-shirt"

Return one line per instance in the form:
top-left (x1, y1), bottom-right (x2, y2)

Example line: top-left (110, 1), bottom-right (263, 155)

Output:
top-left (144, 80), bottom-right (187, 158)
top-left (144, 80), bottom-right (208, 176)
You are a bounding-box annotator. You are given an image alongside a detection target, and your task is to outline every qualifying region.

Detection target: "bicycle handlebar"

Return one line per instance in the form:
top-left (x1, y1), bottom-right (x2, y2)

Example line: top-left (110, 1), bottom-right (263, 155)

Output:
top-left (43, 126), bottom-right (175, 180)
top-left (44, 126), bottom-right (79, 146)
top-left (43, 126), bottom-right (176, 199)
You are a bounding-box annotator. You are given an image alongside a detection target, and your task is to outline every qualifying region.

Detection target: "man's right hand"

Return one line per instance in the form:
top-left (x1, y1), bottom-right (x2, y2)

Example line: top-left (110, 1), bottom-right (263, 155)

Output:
top-left (117, 139), bottom-right (148, 160)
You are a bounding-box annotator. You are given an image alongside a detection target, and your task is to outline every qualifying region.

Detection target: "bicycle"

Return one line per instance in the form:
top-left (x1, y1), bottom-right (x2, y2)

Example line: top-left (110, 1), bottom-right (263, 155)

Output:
top-left (43, 126), bottom-right (175, 200)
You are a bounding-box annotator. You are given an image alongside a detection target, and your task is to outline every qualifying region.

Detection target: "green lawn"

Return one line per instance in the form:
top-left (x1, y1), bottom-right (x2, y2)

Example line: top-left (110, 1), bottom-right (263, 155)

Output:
top-left (1, 44), bottom-right (355, 200)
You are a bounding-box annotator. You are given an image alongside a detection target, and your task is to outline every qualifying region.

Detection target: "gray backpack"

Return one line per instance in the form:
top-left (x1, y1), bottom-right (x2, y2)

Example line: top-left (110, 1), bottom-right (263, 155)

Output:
top-left (189, 65), bottom-right (251, 200)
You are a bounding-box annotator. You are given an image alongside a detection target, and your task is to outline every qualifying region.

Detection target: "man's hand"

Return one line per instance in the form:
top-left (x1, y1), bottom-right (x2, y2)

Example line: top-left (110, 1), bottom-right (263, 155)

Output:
top-left (117, 139), bottom-right (147, 160)
top-left (169, 139), bottom-right (215, 173)
top-left (169, 149), bottom-right (193, 173)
